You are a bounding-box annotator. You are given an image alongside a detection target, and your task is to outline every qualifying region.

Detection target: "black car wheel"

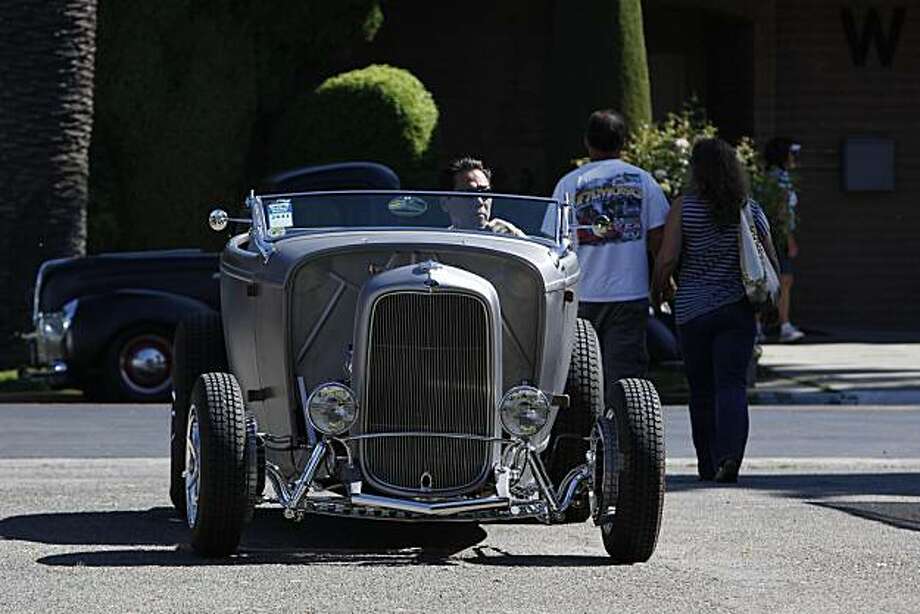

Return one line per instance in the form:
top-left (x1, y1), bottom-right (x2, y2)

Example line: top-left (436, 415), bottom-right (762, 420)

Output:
top-left (599, 378), bottom-right (665, 564)
top-left (87, 325), bottom-right (175, 403)
top-left (170, 312), bottom-right (227, 514)
top-left (186, 372), bottom-right (249, 557)
top-left (545, 317), bottom-right (604, 522)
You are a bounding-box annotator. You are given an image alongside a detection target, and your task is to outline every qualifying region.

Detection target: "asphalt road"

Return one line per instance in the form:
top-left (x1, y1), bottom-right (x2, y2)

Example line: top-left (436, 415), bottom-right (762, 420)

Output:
top-left (2, 403), bottom-right (920, 459)
top-left (1, 403), bottom-right (919, 613)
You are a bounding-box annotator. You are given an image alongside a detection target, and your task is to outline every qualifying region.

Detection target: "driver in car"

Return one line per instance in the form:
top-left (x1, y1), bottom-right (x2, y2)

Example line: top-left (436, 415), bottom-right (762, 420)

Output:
top-left (440, 157), bottom-right (526, 237)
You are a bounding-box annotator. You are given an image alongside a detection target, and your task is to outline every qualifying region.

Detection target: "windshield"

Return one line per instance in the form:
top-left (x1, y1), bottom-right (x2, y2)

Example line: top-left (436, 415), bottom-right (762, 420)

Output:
top-left (255, 190), bottom-right (560, 244)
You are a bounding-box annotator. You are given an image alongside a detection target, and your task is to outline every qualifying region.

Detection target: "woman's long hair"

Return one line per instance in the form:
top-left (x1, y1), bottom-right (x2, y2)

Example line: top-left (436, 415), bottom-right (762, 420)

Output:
top-left (689, 138), bottom-right (748, 226)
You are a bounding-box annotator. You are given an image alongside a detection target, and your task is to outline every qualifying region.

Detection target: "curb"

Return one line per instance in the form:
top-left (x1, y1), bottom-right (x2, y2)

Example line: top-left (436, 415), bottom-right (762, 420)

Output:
top-left (0, 390), bottom-right (84, 403)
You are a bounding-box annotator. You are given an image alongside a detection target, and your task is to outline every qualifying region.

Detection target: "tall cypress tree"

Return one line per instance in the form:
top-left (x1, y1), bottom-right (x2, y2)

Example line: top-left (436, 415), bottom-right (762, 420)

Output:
top-left (546, 0), bottom-right (652, 186)
top-left (613, 0), bottom-right (653, 128)
top-left (0, 0), bottom-right (97, 366)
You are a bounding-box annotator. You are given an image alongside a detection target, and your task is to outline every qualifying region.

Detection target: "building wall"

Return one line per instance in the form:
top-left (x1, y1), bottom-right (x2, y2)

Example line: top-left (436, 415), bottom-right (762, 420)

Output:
top-left (769, 1), bottom-right (920, 329)
top-left (369, 0), bottom-right (919, 329)
top-left (368, 1), bottom-right (554, 195)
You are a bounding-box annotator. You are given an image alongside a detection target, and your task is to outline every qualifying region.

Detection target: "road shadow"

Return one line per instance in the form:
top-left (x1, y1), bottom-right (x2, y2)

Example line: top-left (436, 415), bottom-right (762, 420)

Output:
top-left (666, 473), bottom-right (920, 498)
top-left (810, 501), bottom-right (920, 532)
top-left (667, 473), bottom-right (920, 532)
top-left (462, 545), bottom-right (614, 567)
top-left (0, 507), bottom-right (487, 567)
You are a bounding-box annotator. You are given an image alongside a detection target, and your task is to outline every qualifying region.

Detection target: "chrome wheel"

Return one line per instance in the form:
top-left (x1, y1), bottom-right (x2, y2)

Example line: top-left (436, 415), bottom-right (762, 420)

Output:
top-left (118, 333), bottom-right (172, 396)
top-left (185, 403), bottom-right (201, 528)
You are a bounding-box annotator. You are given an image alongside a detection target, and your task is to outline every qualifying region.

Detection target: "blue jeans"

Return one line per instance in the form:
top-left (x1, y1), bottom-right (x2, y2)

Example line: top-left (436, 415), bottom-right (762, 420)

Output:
top-left (677, 299), bottom-right (755, 477)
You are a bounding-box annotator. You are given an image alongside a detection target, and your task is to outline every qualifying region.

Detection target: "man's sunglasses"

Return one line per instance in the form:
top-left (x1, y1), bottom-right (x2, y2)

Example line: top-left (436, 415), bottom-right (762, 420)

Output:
top-left (468, 185), bottom-right (491, 193)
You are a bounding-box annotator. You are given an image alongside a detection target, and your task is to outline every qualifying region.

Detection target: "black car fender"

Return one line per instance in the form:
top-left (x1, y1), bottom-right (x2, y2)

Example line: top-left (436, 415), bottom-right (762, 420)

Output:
top-left (68, 288), bottom-right (219, 368)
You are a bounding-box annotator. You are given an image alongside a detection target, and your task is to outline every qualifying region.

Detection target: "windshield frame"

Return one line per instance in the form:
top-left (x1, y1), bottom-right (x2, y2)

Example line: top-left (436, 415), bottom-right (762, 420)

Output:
top-left (249, 189), bottom-right (563, 247)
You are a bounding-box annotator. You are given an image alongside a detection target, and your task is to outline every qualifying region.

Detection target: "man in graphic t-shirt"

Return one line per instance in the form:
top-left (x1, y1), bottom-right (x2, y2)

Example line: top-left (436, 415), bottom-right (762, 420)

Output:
top-left (552, 110), bottom-right (669, 396)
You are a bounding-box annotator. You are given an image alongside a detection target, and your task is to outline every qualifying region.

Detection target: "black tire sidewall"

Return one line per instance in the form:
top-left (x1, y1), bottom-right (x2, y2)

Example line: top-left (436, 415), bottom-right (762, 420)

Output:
top-left (602, 378), bottom-right (665, 563)
top-left (188, 373), bottom-right (248, 556)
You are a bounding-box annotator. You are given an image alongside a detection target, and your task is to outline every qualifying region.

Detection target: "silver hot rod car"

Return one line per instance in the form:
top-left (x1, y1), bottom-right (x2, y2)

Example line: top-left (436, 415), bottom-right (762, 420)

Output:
top-left (169, 182), bottom-right (665, 563)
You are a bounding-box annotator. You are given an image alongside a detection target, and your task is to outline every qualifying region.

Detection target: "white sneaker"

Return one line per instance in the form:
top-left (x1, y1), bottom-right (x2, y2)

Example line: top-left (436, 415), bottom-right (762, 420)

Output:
top-left (779, 323), bottom-right (805, 343)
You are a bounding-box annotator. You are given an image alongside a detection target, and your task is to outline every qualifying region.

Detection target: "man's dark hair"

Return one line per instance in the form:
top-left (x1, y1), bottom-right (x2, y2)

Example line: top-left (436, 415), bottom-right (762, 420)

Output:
top-left (585, 110), bottom-right (627, 154)
top-left (440, 157), bottom-right (492, 189)
top-left (764, 137), bottom-right (795, 170)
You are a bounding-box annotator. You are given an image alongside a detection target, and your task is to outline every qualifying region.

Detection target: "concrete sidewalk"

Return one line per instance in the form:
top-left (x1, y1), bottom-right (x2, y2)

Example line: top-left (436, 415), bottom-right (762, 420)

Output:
top-left (753, 337), bottom-right (920, 405)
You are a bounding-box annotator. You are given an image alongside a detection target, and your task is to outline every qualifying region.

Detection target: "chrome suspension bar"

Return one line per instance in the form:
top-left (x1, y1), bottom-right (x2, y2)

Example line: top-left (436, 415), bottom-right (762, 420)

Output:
top-left (525, 447), bottom-right (590, 522)
top-left (264, 440), bottom-right (329, 515)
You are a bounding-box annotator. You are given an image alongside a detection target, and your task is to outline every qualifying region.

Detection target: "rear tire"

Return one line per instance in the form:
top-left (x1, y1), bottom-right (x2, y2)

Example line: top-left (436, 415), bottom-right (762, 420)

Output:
top-left (546, 318), bottom-right (604, 522)
top-left (600, 378), bottom-right (665, 564)
top-left (170, 313), bottom-right (227, 514)
top-left (186, 372), bottom-right (248, 557)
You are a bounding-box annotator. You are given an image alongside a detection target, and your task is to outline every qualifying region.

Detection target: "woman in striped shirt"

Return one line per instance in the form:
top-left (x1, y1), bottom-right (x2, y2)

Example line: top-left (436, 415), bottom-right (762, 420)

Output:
top-left (652, 138), bottom-right (779, 483)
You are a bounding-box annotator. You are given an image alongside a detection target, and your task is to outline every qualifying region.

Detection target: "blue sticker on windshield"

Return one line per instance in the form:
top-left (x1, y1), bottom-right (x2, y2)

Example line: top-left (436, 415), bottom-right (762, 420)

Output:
top-left (267, 199), bottom-right (293, 229)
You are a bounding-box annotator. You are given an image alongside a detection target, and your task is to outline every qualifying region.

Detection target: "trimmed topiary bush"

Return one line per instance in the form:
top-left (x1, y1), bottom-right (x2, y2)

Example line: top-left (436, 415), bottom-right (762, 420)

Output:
top-left (270, 64), bottom-right (439, 187)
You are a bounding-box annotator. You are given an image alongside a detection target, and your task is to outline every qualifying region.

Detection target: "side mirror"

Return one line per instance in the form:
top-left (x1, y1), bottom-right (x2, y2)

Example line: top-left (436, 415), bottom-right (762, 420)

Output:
top-left (209, 208), bottom-right (251, 232)
top-left (209, 209), bottom-right (229, 231)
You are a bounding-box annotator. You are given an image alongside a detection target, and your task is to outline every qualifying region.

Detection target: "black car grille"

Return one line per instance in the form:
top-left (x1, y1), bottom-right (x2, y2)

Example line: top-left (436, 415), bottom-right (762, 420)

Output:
top-left (362, 291), bottom-right (493, 495)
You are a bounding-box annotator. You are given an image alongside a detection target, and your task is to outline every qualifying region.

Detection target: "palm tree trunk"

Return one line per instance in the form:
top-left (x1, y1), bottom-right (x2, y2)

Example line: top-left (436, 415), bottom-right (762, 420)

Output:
top-left (0, 0), bottom-right (96, 367)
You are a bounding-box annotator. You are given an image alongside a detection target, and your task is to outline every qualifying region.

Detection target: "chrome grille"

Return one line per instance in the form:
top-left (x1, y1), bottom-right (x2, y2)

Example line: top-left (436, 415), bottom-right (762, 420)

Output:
top-left (362, 291), bottom-right (493, 495)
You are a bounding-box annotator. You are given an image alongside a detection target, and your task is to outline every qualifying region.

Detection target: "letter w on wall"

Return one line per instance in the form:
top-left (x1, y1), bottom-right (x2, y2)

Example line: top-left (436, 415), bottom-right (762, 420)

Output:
top-left (841, 6), bottom-right (907, 67)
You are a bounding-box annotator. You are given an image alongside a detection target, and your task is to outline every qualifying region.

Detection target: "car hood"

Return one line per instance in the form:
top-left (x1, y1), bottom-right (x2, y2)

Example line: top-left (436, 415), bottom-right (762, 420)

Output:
top-left (260, 229), bottom-right (574, 291)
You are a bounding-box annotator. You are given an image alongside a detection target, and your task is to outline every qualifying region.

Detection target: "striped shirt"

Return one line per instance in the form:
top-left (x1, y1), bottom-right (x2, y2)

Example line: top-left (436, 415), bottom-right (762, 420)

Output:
top-left (674, 193), bottom-right (770, 325)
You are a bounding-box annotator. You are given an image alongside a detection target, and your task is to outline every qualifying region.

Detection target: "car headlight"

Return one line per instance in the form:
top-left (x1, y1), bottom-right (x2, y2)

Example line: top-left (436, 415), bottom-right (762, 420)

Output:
top-left (306, 383), bottom-right (358, 436)
top-left (500, 386), bottom-right (550, 438)
top-left (40, 312), bottom-right (67, 339)
top-left (37, 298), bottom-right (79, 341)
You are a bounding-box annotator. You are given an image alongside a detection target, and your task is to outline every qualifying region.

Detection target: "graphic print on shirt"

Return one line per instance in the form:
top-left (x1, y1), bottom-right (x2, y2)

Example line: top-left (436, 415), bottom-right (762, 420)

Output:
top-left (574, 173), bottom-right (643, 245)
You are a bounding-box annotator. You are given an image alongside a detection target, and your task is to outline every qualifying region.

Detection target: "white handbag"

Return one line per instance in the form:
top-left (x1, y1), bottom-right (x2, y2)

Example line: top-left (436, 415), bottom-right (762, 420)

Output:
top-left (739, 201), bottom-right (780, 307)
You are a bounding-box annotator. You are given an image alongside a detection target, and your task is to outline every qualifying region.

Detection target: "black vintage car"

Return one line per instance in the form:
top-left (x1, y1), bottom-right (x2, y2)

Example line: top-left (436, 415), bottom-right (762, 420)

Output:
top-left (23, 250), bottom-right (221, 402)
top-left (22, 162), bottom-right (401, 402)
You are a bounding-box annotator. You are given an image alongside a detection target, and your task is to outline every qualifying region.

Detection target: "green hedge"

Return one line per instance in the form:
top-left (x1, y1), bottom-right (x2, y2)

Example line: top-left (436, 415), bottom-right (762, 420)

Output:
top-left (270, 64), bottom-right (439, 188)
top-left (88, 1), bottom-right (384, 252)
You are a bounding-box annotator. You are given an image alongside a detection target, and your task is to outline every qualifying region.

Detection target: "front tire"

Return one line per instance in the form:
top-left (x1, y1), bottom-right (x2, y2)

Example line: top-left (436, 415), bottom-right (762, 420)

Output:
top-left (600, 378), bottom-right (665, 564)
top-left (186, 372), bottom-right (249, 557)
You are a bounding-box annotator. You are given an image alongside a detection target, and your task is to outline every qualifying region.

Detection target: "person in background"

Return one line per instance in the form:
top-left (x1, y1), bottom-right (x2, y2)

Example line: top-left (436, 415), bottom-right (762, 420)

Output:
top-left (652, 138), bottom-right (779, 483)
top-left (764, 138), bottom-right (804, 343)
top-left (552, 110), bottom-right (669, 398)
